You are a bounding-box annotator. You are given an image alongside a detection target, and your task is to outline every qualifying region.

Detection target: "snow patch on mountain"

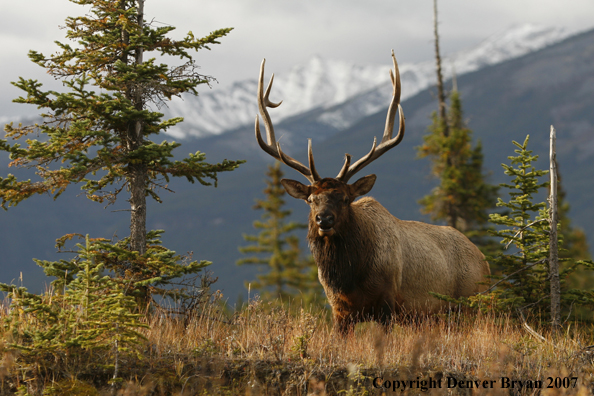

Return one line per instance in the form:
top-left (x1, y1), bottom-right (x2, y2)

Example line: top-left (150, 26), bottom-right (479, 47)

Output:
top-left (164, 24), bottom-right (574, 139)
top-left (164, 56), bottom-right (388, 139)
top-left (317, 24), bottom-right (574, 130)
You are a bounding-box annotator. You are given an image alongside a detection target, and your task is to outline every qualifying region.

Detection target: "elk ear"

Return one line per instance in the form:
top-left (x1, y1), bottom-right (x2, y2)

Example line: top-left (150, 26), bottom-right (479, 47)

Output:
top-left (281, 179), bottom-right (311, 201)
top-left (349, 174), bottom-right (376, 198)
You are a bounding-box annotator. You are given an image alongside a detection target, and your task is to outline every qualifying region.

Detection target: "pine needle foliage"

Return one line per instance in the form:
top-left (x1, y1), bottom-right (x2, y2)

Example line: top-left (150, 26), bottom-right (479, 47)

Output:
top-left (418, 90), bottom-right (499, 253)
top-left (557, 174), bottom-right (592, 262)
top-left (486, 136), bottom-right (552, 313)
top-left (238, 163), bottom-right (322, 306)
top-left (36, 230), bottom-right (211, 308)
top-left (0, 236), bottom-right (147, 358)
top-left (473, 136), bottom-right (594, 320)
top-left (0, 0), bottom-right (243, 254)
top-left (554, 171), bottom-right (593, 318)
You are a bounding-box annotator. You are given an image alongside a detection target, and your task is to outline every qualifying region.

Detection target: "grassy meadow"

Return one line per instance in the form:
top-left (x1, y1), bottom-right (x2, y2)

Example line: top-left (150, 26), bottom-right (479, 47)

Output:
top-left (1, 294), bottom-right (593, 395)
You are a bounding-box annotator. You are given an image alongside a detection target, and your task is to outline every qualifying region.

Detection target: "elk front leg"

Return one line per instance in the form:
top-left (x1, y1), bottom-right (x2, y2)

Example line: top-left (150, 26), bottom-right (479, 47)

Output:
top-left (334, 312), bottom-right (356, 336)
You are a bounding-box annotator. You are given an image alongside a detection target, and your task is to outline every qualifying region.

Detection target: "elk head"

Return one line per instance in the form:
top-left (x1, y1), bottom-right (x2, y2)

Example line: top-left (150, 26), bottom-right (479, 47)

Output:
top-left (255, 51), bottom-right (405, 237)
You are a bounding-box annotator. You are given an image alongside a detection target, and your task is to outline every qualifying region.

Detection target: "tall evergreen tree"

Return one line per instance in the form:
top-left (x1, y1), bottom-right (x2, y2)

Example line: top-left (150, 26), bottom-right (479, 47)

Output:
top-left (0, 0), bottom-right (243, 256)
top-left (238, 163), bottom-right (321, 305)
top-left (418, 90), bottom-right (498, 233)
top-left (418, 90), bottom-right (498, 253)
top-left (418, 0), bottom-right (498, 251)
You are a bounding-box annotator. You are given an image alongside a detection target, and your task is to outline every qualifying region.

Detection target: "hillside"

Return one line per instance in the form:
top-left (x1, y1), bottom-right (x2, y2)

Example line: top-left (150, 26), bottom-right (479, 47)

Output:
top-left (1, 28), bottom-right (593, 301)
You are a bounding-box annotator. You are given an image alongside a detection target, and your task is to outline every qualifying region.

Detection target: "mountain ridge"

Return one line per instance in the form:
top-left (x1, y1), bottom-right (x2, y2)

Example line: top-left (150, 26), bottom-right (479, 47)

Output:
top-left (163, 24), bottom-right (573, 139)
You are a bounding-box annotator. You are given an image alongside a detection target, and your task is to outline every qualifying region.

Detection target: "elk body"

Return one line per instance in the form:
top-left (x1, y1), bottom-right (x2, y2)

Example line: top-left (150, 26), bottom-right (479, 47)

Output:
top-left (254, 51), bottom-right (490, 334)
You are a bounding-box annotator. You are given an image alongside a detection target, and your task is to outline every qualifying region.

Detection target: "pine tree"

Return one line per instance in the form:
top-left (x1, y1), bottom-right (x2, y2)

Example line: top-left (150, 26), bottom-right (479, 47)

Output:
top-left (238, 163), bottom-right (321, 306)
top-left (0, 236), bottom-right (148, 369)
top-left (419, 0), bottom-right (498, 252)
top-left (0, 0), bottom-right (243, 256)
top-left (61, 236), bottom-right (148, 353)
top-left (484, 136), bottom-right (594, 319)
top-left (486, 136), bottom-right (551, 313)
top-left (556, 172), bottom-right (593, 313)
top-left (557, 173), bottom-right (592, 262)
top-left (37, 230), bottom-right (211, 308)
top-left (418, 90), bottom-right (499, 251)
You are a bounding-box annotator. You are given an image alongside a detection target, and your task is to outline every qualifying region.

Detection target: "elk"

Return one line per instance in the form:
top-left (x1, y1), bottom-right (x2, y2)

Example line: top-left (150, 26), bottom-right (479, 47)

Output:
top-left (254, 51), bottom-right (490, 334)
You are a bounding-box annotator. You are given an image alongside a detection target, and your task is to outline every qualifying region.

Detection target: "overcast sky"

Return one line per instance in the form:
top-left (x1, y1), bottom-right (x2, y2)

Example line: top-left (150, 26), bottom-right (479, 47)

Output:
top-left (1, 0), bottom-right (593, 118)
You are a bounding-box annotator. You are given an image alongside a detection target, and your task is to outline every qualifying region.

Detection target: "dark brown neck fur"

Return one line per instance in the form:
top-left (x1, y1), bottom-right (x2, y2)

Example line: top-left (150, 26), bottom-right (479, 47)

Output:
top-left (308, 207), bottom-right (372, 294)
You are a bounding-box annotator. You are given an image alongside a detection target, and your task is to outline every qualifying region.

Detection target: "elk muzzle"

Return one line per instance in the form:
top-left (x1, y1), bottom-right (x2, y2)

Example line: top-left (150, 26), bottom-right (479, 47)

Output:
top-left (316, 213), bottom-right (335, 236)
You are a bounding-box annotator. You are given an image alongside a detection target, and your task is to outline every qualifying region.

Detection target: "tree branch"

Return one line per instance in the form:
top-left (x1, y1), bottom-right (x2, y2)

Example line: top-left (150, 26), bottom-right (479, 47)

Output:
top-left (479, 258), bottom-right (547, 295)
top-left (504, 219), bottom-right (548, 249)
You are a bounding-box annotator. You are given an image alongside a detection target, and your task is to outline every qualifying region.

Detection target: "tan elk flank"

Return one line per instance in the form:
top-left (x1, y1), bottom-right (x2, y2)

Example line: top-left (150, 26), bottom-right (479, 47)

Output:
top-left (254, 51), bottom-right (491, 334)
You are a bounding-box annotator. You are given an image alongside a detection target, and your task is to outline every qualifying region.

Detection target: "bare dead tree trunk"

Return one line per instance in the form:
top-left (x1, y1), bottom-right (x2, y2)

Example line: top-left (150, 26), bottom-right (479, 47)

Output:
top-left (433, 0), bottom-right (448, 137)
top-left (549, 125), bottom-right (561, 333)
top-left (129, 0), bottom-right (147, 255)
top-left (432, 0), bottom-right (455, 228)
top-left (451, 65), bottom-right (458, 93)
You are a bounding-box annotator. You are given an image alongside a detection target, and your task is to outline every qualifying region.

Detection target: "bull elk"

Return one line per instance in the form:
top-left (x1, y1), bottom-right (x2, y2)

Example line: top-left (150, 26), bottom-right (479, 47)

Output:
top-left (254, 51), bottom-right (490, 334)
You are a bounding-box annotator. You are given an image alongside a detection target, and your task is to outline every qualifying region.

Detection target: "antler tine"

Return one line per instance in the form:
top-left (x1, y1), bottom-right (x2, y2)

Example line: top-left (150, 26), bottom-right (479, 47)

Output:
top-left (343, 137), bottom-right (378, 178)
top-left (337, 50), bottom-right (406, 182)
top-left (336, 153), bottom-right (352, 180)
top-left (257, 59), bottom-right (282, 148)
top-left (276, 141), bottom-right (318, 184)
top-left (382, 49), bottom-right (402, 143)
top-left (255, 58), bottom-right (319, 184)
top-left (308, 139), bottom-right (321, 182)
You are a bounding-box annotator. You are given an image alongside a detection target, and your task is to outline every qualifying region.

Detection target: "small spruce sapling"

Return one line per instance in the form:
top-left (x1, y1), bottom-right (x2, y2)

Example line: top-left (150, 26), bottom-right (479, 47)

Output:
top-left (0, 236), bottom-right (147, 369)
top-left (238, 163), bottom-right (322, 306)
top-left (473, 136), bottom-right (594, 319)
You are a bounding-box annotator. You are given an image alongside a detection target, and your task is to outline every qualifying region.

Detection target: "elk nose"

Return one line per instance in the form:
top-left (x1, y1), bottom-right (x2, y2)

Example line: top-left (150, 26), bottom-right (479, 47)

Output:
top-left (316, 214), bottom-right (335, 229)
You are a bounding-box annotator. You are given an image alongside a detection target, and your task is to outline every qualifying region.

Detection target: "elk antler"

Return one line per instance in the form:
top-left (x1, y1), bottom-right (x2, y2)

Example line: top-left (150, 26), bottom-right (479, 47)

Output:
top-left (255, 59), bottom-right (321, 184)
top-left (336, 50), bottom-right (406, 183)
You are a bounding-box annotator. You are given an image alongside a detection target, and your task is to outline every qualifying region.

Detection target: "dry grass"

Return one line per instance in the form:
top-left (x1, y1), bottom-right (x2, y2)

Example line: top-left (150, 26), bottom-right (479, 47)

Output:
top-left (1, 296), bottom-right (594, 395)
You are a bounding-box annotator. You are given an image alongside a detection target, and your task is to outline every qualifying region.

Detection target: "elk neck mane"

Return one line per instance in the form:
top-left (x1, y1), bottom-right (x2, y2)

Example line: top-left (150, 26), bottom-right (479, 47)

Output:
top-left (307, 197), bottom-right (381, 295)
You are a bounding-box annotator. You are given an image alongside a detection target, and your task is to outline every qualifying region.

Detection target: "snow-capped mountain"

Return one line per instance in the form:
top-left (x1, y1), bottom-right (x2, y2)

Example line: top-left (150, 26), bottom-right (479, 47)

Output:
top-left (164, 56), bottom-right (389, 139)
top-left (164, 24), bottom-right (574, 139)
